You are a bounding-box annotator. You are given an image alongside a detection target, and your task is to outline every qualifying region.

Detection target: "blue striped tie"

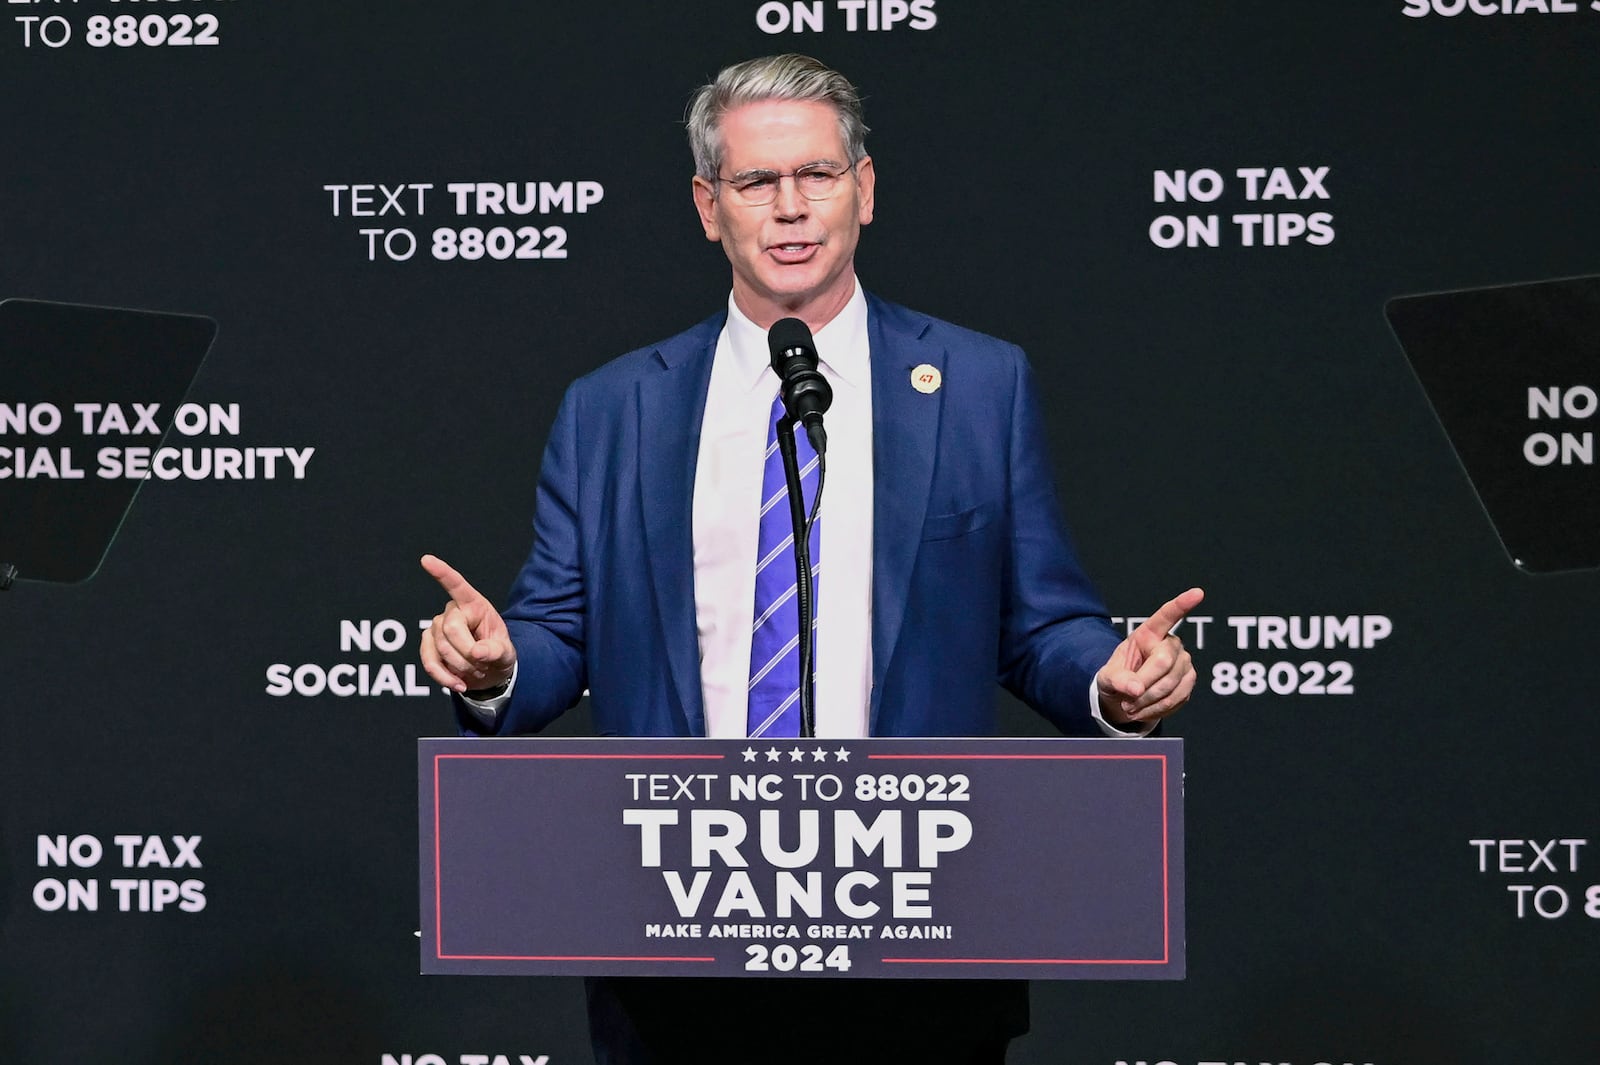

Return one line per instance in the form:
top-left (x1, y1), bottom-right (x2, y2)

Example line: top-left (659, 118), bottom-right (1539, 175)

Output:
top-left (747, 394), bottom-right (821, 738)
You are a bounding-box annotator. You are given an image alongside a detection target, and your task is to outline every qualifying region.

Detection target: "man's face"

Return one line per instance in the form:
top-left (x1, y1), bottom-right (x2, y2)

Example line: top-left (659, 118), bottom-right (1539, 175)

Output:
top-left (692, 99), bottom-right (875, 330)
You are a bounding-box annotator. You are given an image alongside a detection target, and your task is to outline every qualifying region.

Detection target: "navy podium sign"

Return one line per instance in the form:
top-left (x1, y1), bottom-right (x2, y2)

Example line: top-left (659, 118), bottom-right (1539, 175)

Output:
top-left (419, 737), bottom-right (1183, 981)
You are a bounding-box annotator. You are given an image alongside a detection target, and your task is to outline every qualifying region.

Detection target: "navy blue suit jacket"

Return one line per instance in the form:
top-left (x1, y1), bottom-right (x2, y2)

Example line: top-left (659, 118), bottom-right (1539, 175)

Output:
top-left (461, 292), bottom-right (1120, 738)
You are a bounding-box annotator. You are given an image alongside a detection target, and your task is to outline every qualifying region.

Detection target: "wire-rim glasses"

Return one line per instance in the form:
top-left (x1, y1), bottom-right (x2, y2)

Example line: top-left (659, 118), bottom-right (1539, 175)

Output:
top-left (714, 161), bottom-right (859, 207)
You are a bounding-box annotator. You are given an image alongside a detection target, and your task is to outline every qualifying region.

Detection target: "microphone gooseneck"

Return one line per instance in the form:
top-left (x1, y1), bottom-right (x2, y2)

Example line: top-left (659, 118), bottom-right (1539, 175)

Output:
top-left (764, 317), bottom-right (830, 737)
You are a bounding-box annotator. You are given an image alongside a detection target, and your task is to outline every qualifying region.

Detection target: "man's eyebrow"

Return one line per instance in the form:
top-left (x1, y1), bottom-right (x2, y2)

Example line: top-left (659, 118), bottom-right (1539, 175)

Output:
top-left (728, 159), bottom-right (845, 180)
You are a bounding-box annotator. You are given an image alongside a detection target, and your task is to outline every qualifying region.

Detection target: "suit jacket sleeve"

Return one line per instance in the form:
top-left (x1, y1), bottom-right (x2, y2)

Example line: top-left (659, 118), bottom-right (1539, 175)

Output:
top-left (453, 384), bottom-right (588, 736)
top-left (995, 350), bottom-right (1121, 734)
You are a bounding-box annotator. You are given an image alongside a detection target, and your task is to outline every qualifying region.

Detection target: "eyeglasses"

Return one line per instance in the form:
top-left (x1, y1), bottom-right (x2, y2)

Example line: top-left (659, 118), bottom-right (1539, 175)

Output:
top-left (714, 162), bottom-right (858, 207)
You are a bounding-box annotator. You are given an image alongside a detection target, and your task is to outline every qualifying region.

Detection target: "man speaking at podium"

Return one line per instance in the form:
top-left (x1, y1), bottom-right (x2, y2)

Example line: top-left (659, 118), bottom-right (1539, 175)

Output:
top-left (420, 54), bottom-right (1201, 1065)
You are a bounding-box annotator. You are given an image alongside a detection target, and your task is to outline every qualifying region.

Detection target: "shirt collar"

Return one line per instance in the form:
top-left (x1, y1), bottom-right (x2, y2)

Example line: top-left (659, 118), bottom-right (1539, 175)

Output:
top-left (724, 278), bottom-right (870, 394)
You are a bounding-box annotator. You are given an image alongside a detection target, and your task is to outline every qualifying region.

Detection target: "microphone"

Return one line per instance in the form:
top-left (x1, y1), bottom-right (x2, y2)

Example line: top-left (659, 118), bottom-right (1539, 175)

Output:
top-left (766, 317), bottom-right (832, 455)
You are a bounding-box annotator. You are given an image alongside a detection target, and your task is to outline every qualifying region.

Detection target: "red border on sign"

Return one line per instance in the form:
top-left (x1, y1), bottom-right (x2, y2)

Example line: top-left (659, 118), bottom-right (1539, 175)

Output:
top-left (866, 752), bottom-right (1171, 967)
top-left (428, 748), bottom-right (1175, 970)
top-left (432, 753), bottom-right (725, 964)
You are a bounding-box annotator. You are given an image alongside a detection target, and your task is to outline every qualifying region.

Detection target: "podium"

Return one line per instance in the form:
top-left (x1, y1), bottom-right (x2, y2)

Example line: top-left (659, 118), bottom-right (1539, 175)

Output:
top-left (419, 736), bottom-right (1183, 980)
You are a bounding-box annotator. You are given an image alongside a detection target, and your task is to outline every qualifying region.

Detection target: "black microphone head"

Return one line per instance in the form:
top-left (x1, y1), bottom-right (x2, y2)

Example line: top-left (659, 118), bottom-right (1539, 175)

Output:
top-left (766, 316), bottom-right (832, 429)
top-left (767, 316), bottom-right (817, 375)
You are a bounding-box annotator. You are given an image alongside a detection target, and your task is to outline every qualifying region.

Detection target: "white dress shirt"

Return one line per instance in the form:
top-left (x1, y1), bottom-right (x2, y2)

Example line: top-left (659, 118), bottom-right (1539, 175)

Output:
top-left (694, 282), bottom-right (874, 738)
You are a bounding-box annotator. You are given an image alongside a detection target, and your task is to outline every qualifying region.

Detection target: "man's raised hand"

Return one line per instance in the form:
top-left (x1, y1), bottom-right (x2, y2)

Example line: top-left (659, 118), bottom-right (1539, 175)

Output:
top-left (1095, 587), bottom-right (1204, 728)
top-left (419, 554), bottom-right (516, 694)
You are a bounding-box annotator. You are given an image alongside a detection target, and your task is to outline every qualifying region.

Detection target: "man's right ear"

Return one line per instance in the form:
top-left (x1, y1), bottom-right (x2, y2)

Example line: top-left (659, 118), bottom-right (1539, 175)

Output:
top-left (691, 177), bottom-right (722, 243)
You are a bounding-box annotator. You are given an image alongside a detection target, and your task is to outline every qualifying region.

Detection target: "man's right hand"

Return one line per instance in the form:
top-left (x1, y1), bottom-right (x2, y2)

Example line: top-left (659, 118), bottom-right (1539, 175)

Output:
top-left (419, 554), bottom-right (517, 694)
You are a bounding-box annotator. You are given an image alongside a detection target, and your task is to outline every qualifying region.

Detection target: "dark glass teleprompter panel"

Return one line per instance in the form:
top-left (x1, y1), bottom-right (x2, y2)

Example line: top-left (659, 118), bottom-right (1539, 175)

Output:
top-left (0, 299), bottom-right (216, 585)
top-left (1386, 276), bottom-right (1600, 573)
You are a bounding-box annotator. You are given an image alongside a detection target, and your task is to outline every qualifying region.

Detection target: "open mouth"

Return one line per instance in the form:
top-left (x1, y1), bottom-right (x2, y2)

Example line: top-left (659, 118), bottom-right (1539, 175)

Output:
top-left (769, 242), bottom-right (817, 262)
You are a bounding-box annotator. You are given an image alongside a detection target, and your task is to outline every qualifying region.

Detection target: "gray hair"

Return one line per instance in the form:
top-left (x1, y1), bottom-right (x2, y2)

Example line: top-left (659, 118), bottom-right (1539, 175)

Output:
top-left (686, 54), bottom-right (869, 184)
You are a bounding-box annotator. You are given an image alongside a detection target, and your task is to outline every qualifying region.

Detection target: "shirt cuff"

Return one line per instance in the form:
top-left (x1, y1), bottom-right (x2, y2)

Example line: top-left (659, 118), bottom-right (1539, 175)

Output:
top-left (459, 660), bottom-right (517, 726)
top-left (1088, 678), bottom-right (1156, 737)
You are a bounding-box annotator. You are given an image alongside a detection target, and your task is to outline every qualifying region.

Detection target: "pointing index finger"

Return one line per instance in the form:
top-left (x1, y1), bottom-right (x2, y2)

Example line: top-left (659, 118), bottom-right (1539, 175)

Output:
top-left (1134, 587), bottom-right (1205, 642)
top-left (420, 553), bottom-right (484, 609)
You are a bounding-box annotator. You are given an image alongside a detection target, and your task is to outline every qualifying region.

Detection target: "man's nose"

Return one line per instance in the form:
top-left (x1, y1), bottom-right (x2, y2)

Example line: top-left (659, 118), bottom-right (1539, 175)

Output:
top-left (771, 174), bottom-right (807, 218)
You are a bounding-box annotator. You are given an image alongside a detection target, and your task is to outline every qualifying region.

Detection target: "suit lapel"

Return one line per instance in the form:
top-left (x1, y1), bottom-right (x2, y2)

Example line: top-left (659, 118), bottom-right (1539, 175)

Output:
top-left (638, 318), bottom-right (721, 735)
top-left (867, 295), bottom-right (944, 730)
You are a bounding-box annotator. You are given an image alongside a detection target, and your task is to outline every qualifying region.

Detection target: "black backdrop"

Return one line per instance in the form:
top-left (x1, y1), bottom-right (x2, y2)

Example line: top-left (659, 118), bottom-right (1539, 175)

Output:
top-left (4, 3), bottom-right (1598, 1063)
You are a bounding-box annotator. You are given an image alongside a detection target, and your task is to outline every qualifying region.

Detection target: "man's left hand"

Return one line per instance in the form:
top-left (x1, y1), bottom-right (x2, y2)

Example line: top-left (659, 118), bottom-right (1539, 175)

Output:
top-left (1096, 587), bottom-right (1205, 728)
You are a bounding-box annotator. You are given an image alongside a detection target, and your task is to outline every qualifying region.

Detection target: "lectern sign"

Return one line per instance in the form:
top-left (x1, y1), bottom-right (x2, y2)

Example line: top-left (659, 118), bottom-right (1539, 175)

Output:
top-left (419, 737), bottom-right (1183, 980)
